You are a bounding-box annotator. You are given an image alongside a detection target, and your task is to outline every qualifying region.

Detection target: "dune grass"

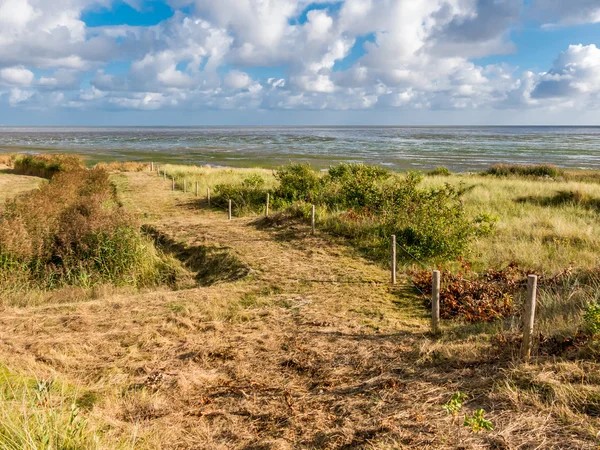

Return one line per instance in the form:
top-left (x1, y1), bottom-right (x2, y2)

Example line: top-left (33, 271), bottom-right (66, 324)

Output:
top-left (1, 162), bottom-right (600, 448)
top-left (421, 174), bottom-right (600, 273)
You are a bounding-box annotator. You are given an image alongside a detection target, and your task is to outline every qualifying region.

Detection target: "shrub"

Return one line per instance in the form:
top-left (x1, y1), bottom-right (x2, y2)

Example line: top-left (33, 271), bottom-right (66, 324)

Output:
top-left (213, 163), bottom-right (492, 262)
top-left (486, 163), bottom-right (564, 179)
top-left (325, 163), bottom-right (390, 208)
top-left (13, 154), bottom-right (85, 178)
top-left (0, 168), bottom-right (177, 290)
top-left (274, 163), bottom-right (321, 202)
top-left (427, 166), bottom-right (452, 177)
top-left (214, 174), bottom-right (270, 214)
top-left (584, 302), bottom-right (600, 335)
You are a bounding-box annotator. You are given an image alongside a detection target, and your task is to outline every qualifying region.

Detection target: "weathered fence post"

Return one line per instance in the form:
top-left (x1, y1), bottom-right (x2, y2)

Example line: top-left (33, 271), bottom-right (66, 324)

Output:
top-left (391, 235), bottom-right (397, 285)
top-left (207, 188), bottom-right (211, 207)
top-left (172, 177), bottom-right (175, 191)
top-left (266, 193), bottom-right (270, 217)
top-left (195, 181), bottom-right (199, 197)
top-left (311, 204), bottom-right (316, 235)
top-left (432, 270), bottom-right (441, 334)
top-left (228, 199), bottom-right (232, 220)
top-left (521, 274), bottom-right (538, 361)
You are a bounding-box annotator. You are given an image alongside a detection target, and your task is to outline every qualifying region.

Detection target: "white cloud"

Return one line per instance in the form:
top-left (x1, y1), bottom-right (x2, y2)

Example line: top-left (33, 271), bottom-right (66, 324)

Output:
top-left (1, 0), bottom-right (600, 117)
top-left (531, 45), bottom-right (600, 102)
top-left (224, 70), bottom-right (251, 89)
top-left (0, 66), bottom-right (35, 86)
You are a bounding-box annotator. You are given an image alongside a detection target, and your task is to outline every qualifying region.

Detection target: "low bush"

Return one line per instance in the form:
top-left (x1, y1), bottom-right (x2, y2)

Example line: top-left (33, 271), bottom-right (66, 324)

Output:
top-left (213, 163), bottom-right (494, 262)
top-left (214, 174), bottom-right (271, 215)
top-left (486, 163), bottom-right (564, 179)
top-left (13, 154), bottom-right (85, 178)
top-left (0, 167), bottom-right (179, 291)
top-left (427, 166), bottom-right (452, 177)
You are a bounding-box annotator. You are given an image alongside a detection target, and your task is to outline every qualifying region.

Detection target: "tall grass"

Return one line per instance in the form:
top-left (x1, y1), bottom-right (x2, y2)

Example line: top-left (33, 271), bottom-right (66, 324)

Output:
top-left (0, 167), bottom-right (181, 297)
top-left (13, 154), bottom-right (85, 179)
top-left (0, 366), bottom-right (99, 449)
top-left (485, 163), bottom-right (564, 178)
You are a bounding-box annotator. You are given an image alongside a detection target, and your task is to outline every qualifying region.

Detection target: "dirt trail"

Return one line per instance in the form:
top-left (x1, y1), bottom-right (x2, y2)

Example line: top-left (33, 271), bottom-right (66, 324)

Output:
top-left (0, 171), bottom-right (583, 449)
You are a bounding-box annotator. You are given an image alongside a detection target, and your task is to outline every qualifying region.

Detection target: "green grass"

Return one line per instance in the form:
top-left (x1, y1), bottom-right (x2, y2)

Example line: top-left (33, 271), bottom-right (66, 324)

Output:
top-left (0, 365), bottom-right (100, 450)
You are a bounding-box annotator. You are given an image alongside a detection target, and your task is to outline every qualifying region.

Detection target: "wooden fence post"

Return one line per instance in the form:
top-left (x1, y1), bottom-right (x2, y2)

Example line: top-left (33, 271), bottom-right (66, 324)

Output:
top-left (432, 270), bottom-right (441, 334)
top-left (311, 204), bottom-right (316, 235)
top-left (228, 200), bottom-right (232, 220)
top-left (391, 235), bottom-right (397, 285)
top-left (195, 181), bottom-right (199, 197)
top-left (521, 275), bottom-right (538, 361)
top-left (266, 193), bottom-right (270, 217)
top-left (207, 188), bottom-right (211, 207)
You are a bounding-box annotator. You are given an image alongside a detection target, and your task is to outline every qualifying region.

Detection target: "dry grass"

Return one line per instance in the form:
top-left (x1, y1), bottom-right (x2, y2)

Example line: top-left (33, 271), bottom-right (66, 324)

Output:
top-left (0, 164), bottom-right (599, 448)
top-left (422, 174), bottom-right (600, 273)
top-left (0, 166), bottom-right (43, 205)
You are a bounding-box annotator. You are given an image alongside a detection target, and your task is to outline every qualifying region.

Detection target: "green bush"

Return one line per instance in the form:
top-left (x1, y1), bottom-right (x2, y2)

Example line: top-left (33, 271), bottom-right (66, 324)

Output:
top-left (584, 302), bottom-right (600, 335)
top-left (211, 163), bottom-right (493, 263)
top-left (325, 163), bottom-right (390, 209)
top-left (214, 174), bottom-right (270, 215)
top-left (274, 163), bottom-right (321, 202)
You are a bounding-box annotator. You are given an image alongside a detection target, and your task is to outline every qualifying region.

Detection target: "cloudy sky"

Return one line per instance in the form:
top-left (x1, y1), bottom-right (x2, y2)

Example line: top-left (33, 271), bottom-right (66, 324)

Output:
top-left (1, 0), bottom-right (600, 125)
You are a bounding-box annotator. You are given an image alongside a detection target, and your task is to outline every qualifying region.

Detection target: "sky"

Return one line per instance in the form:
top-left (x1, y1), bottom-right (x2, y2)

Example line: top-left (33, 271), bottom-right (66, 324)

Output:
top-left (0, 0), bottom-right (600, 126)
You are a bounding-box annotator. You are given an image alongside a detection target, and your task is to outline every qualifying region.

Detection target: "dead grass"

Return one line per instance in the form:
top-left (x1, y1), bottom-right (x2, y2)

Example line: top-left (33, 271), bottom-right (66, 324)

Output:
top-left (0, 165), bottom-right (599, 448)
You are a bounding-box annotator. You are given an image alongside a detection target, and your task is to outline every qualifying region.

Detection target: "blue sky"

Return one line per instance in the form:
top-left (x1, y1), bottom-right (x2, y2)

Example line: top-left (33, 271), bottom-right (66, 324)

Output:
top-left (0, 0), bottom-right (600, 125)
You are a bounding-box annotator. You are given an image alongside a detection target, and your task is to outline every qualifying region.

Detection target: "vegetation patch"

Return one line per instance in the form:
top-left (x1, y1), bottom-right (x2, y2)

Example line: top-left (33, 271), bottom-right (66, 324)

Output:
top-left (0, 365), bottom-right (100, 449)
top-left (517, 189), bottom-right (600, 211)
top-left (485, 163), bottom-right (564, 179)
top-left (213, 162), bottom-right (494, 262)
top-left (0, 168), bottom-right (181, 297)
top-left (13, 154), bottom-right (85, 178)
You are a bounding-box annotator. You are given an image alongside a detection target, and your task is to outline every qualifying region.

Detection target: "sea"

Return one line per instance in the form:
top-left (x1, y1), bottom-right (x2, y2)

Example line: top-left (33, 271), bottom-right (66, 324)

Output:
top-left (0, 126), bottom-right (599, 172)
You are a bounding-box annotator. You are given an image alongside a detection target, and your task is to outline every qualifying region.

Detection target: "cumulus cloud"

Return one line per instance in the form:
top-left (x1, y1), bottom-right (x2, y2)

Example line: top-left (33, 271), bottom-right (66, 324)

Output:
top-left (531, 45), bottom-right (600, 101)
top-left (0, 66), bottom-right (35, 86)
top-left (0, 0), bottom-right (599, 116)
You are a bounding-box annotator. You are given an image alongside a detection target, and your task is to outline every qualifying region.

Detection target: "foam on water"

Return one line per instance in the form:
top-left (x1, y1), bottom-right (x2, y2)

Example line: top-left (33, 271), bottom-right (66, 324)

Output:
top-left (0, 126), bottom-right (599, 171)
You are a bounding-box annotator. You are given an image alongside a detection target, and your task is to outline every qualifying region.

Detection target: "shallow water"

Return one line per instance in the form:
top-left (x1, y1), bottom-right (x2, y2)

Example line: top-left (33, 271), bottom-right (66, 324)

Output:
top-left (1, 126), bottom-right (599, 171)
